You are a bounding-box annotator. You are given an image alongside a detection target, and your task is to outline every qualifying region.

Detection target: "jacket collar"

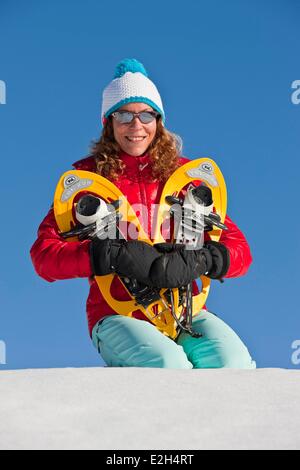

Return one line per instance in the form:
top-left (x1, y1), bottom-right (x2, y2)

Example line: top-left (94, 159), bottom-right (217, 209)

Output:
top-left (72, 151), bottom-right (151, 172)
top-left (118, 151), bottom-right (150, 171)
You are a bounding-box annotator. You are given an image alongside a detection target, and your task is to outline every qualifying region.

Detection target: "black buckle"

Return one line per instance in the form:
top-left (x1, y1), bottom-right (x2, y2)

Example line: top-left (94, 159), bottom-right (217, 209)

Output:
top-left (122, 278), bottom-right (161, 309)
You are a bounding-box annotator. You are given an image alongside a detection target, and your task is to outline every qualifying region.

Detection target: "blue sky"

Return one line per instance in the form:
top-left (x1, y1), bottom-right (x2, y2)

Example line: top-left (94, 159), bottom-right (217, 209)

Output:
top-left (0, 0), bottom-right (299, 370)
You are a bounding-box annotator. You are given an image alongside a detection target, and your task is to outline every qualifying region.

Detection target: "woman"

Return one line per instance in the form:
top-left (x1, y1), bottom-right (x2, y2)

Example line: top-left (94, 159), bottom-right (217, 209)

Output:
top-left (30, 58), bottom-right (256, 369)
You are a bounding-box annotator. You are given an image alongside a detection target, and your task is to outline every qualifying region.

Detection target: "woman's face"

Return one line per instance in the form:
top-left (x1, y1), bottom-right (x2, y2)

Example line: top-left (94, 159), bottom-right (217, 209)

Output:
top-left (112, 102), bottom-right (157, 157)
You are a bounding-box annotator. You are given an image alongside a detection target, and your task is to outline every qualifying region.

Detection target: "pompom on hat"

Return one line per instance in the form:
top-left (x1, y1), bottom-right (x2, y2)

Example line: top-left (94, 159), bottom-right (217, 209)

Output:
top-left (101, 58), bottom-right (165, 127)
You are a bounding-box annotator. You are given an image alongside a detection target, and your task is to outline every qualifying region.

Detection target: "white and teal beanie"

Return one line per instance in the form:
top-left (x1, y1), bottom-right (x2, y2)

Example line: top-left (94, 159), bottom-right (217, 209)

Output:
top-left (101, 58), bottom-right (165, 126)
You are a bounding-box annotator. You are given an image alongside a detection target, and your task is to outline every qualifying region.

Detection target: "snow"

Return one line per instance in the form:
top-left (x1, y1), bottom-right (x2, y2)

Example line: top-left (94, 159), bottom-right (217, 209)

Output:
top-left (0, 367), bottom-right (299, 450)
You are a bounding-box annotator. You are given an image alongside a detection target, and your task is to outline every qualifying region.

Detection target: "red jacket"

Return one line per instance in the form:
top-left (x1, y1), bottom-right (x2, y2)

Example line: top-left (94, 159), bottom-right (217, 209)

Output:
top-left (30, 152), bottom-right (253, 336)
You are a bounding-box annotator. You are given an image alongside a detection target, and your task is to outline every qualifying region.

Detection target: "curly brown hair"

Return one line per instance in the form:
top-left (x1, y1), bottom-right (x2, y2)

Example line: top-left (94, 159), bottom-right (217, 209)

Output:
top-left (88, 115), bottom-right (183, 183)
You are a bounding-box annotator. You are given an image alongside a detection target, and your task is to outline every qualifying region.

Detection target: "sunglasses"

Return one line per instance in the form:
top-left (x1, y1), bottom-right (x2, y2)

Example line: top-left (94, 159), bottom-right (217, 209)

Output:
top-left (111, 110), bottom-right (160, 124)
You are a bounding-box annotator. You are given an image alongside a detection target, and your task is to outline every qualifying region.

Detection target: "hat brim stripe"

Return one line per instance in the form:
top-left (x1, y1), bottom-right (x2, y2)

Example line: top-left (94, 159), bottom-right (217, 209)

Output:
top-left (104, 97), bottom-right (165, 124)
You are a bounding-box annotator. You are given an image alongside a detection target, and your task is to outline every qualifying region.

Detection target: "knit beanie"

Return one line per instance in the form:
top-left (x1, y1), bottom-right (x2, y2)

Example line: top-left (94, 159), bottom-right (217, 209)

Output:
top-left (101, 58), bottom-right (165, 127)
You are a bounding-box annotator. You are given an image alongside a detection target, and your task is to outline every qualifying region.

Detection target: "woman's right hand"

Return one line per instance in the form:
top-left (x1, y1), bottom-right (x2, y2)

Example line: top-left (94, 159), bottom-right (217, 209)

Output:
top-left (90, 238), bottom-right (213, 288)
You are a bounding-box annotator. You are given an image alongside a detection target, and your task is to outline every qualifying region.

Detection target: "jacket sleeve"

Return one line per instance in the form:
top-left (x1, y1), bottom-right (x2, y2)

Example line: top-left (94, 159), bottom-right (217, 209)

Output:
top-left (216, 214), bottom-right (253, 278)
top-left (30, 207), bottom-right (93, 282)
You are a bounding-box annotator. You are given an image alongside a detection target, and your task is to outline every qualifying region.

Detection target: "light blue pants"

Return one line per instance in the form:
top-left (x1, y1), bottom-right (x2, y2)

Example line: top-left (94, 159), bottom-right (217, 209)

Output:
top-left (92, 310), bottom-right (256, 369)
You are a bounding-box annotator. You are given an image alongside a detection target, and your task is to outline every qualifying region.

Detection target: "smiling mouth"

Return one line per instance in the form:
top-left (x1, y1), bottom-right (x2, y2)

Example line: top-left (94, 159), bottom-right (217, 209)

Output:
top-left (126, 136), bottom-right (147, 142)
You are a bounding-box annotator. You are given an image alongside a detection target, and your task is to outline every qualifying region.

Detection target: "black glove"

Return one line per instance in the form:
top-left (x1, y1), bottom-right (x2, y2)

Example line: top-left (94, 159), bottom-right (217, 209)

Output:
top-left (148, 243), bottom-right (213, 288)
top-left (90, 238), bottom-right (213, 288)
top-left (89, 238), bottom-right (127, 276)
top-left (203, 241), bottom-right (230, 279)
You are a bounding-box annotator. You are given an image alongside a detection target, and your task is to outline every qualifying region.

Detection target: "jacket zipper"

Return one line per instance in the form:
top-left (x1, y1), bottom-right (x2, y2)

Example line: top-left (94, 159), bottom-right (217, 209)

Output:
top-left (138, 164), bottom-right (150, 236)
